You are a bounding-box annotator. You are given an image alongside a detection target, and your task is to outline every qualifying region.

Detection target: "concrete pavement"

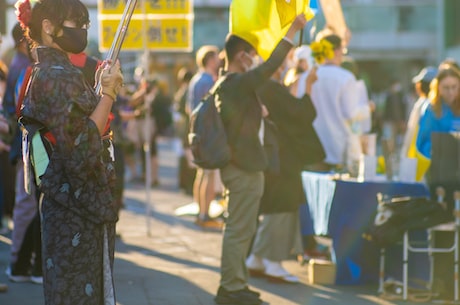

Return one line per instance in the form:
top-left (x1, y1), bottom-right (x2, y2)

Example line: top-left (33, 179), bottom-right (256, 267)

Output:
top-left (0, 139), bottom-right (430, 305)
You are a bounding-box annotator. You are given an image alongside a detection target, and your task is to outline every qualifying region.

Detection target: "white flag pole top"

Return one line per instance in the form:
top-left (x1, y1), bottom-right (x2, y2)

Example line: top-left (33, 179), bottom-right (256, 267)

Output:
top-left (95, 0), bottom-right (138, 95)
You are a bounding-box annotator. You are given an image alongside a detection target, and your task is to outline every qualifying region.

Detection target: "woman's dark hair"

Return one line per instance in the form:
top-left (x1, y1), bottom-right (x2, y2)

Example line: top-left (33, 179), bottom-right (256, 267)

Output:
top-left (17, 0), bottom-right (89, 45)
top-left (322, 34), bottom-right (342, 51)
top-left (224, 34), bottom-right (254, 63)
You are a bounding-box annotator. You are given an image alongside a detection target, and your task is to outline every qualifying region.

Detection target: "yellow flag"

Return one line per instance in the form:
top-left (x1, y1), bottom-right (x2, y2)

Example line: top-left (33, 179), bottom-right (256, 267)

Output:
top-left (276, 0), bottom-right (297, 28)
top-left (230, 0), bottom-right (315, 60)
top-left (415, 150), bottom-right (431, 182)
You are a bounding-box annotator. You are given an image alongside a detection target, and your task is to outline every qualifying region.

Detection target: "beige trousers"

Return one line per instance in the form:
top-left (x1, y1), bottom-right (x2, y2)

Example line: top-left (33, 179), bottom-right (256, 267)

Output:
top-left (219, 163), bottom-right (264, 291)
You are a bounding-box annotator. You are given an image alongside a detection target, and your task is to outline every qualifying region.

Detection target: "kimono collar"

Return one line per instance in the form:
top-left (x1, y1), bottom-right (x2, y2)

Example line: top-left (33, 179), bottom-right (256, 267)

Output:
top-left (36, 47), bottom-right (71, 67)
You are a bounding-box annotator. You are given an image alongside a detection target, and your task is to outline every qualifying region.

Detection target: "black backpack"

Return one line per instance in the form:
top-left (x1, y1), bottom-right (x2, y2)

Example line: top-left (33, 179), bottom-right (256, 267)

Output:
top-left (188, 75), bottom-right (232, 169)
top-left (363, 194), bottom-right (451, 247)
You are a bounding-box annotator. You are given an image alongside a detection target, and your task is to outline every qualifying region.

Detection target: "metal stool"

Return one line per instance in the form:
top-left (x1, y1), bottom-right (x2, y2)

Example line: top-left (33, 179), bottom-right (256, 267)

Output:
top-left (402, 188), bottom-right (460, 303)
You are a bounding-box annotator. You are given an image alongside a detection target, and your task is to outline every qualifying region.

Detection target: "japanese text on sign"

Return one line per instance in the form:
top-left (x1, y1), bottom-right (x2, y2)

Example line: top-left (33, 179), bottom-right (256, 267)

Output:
top-left (98, 0), bottom-right (193, 52)
top-left (99, 18), bottom-right (192, 51)
top-left (99, 0), bottom-right (192, 15)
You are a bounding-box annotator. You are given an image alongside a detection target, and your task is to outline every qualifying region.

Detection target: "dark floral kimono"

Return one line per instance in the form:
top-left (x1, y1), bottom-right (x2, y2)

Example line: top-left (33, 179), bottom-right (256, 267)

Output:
top-left (21, 47), bottom-right (118, 305)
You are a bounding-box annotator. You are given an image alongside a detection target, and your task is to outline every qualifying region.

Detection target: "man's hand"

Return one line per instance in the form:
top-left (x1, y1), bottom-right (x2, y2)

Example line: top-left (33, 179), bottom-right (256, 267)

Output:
top-left (285, 14), bottom-right (308, 42)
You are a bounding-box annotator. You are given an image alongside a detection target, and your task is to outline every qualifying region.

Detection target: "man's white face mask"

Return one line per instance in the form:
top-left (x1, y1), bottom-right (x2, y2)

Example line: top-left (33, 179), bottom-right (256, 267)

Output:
top-left (242, 52), bottom-right (263, 72)
top-left (248, 55), bottom-right (263, 70)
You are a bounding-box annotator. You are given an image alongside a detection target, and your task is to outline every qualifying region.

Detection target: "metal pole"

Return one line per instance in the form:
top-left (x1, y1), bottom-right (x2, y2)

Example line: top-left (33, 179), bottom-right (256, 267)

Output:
top-left (378, 248), bottom-right (385, 294)
top-left (141, 0), bottom-right (153, 237)
top-left (95, 0), bottom-right (138, 94)
top-left (403, 231), bottom-right (409, 301)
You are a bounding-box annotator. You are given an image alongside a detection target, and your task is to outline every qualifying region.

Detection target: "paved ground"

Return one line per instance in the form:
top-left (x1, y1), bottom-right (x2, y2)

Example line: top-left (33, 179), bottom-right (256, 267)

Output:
top-left (0, 139), bottom-right (433, 305)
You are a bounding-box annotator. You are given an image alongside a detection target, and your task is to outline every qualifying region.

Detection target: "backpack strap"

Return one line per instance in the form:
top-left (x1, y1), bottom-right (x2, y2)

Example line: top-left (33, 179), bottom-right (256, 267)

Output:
top-left (209, 73), bottom-right (234, 96)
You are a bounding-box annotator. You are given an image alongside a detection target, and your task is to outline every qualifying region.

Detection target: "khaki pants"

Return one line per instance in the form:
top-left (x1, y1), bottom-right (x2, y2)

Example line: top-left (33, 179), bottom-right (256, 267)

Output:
top-left (219, 163), bottom-right (264, 291)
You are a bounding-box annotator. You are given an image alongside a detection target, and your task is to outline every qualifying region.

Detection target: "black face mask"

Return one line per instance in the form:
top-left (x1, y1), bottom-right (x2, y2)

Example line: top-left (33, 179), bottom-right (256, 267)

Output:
top-left (53, 26), bottom-right (87, 54)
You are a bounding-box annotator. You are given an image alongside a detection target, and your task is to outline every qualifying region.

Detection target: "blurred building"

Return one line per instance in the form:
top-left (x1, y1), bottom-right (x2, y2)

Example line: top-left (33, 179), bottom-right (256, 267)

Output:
top-left (337, 0), bottom-right (459, 93)
top-left (1, 0), bottom-right (459, 95)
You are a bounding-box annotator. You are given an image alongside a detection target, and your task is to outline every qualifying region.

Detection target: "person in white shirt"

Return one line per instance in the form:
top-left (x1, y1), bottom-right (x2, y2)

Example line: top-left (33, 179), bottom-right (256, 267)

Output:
top-left (340, 57), bottom-right (375, 166)
top-left (310, 33), bottom-right (358, 170)
top-left (400, 66), bottom-right (437, 159)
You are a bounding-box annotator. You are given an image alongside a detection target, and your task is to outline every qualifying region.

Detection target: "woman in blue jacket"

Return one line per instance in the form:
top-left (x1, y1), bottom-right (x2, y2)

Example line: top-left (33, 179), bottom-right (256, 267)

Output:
top-left (416, 65), bottom-right (460, 179)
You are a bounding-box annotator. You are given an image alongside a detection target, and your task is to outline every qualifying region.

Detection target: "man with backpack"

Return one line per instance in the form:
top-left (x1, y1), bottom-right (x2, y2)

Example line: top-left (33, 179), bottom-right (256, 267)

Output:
top-left (187, 45), bottom-right (223, 229)
top-left (212, 14), bottom-right (307, 305)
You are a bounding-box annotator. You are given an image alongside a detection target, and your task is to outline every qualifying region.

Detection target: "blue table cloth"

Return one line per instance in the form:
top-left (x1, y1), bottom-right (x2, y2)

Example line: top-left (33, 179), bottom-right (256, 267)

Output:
top-left (301, 171), bottom-right (430, 285)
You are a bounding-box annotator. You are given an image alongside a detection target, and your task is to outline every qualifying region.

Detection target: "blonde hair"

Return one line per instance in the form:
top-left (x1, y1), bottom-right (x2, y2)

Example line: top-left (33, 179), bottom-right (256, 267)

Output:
top-left (195, 45), bottom-right (219, 69)
top-left (429, 66), bottom-right (460, 117)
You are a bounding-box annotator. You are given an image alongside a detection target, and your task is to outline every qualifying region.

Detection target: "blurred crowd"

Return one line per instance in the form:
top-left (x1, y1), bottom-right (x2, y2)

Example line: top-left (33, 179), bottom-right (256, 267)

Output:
top-left (0, 3), bottom-right (459, 304)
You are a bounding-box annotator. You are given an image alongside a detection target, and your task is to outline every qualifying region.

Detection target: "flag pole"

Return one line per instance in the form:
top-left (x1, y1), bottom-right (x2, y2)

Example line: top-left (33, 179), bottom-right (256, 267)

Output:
top-left (299, 29), bottom-right (304, 46)
top-left (95, 0), bottom-right (138, 94)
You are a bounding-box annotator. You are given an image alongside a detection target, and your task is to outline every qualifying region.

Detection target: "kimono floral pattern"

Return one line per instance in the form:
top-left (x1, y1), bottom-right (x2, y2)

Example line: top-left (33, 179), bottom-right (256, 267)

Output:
top-left (21, 47), bottom-right (118, 305)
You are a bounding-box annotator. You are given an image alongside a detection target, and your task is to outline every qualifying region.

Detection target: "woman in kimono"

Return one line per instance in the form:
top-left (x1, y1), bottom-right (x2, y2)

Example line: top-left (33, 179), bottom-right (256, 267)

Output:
top-left (16, 0), bottom-right (123, 303)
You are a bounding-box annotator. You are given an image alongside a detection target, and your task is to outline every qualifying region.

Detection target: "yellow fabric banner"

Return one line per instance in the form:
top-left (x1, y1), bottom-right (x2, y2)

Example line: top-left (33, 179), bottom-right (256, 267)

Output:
top-left (230, 0), bottom-right (315, 60)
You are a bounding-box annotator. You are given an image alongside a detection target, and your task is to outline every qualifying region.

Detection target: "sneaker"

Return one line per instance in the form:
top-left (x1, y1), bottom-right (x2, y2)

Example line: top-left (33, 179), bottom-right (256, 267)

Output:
top-left (30, 276), bottom-right (43, 285)
top-left (246, 254), bottom-right (265, 277)
top-left (215, 286), bottom-right (262, 305)
top-left (8, 273), bottom-right (31, 283)
top-left (195, 217), bottom-right (224, 230)
top-left (263, 259), bottom-right (299, 284)
top-left (5, 265), bottom-right (31, 283)
top-left (0, 282), bottom-right (7, 293)
top-left (263, 259), bottom-right (290, 276)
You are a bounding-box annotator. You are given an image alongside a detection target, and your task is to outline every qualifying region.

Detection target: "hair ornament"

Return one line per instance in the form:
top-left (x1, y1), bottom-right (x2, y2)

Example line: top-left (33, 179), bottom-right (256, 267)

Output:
top-left (15, 0), bottom-right (38, 28)
top-left (310, 39), bottom-right (335, 65)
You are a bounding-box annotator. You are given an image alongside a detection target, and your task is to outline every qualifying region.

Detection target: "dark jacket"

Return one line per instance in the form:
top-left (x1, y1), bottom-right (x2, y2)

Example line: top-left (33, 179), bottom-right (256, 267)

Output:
top-left (257, 79), bottom-right (320, 214)
top-left (216, 39), bottom-right (293, 172)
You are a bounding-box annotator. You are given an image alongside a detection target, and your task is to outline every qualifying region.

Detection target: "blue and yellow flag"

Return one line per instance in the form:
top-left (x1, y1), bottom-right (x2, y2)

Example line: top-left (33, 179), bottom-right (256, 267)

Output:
top-left (405, 124), bottom-right (431, 181)
top-left (230, 0), bottom-right (315, 60)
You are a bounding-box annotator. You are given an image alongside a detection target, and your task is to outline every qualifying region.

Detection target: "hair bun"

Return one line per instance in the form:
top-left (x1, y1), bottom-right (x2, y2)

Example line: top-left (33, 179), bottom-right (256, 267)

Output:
top-left (15, 0), bottom-right (32, 28)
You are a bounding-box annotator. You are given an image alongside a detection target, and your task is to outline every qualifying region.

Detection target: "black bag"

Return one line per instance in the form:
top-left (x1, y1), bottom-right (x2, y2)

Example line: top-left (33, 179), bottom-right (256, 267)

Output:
top-left (364, 194), bottom-right (451, 247)
top-left (430, 132), bottom-right (460, 185)
top-left (152, 94), bottom-right (174, 137)
top-left (188, 76), bottom-right (231, 169)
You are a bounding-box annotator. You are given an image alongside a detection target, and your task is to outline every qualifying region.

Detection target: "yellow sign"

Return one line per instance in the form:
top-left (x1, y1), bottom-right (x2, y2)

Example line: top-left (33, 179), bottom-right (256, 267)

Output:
top-left (98, 0), bottom-right (192, 15)
top-left (99, 18), bottom-right (192, 51)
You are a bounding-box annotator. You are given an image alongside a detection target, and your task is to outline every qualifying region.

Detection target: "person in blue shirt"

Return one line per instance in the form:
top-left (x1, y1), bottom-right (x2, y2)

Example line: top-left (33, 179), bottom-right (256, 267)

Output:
top-left (186, 45), bottom-right (224, 229)
top-left (416, 65), bottom-right (460, 161)
top-left (187, 45), bottom-right (220, 113)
